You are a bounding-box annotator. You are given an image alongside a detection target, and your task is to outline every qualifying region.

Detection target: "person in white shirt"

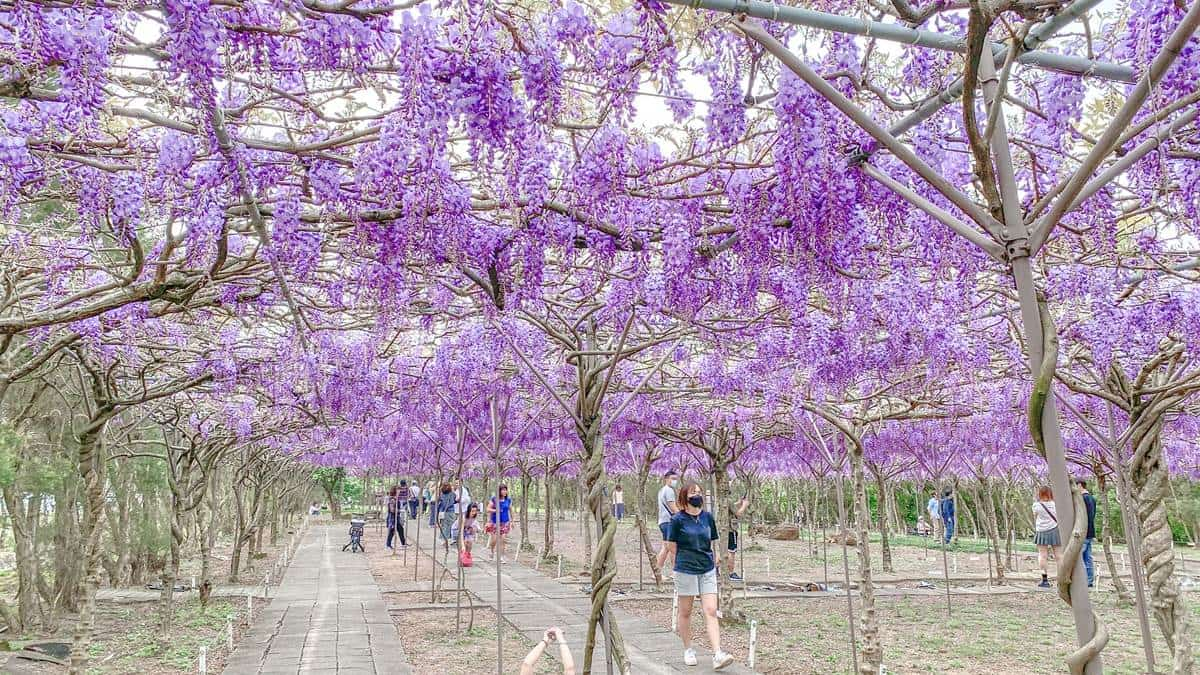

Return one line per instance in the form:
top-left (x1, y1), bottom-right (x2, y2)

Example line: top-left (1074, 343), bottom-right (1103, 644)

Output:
top-left (450, 480), bottom-right (472, 544)
top-left (452, 480), bottom-right (472, 513)
top-left (656, 470), bottom-right (679, 574)
top-left (1032, 485), bottom-right (1062, 588)
top-left (612, 485), bottom-right (626, 521)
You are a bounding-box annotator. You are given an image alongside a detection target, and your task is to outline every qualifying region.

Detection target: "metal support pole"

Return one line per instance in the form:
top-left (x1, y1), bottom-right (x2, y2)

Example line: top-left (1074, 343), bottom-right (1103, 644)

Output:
top-left (658, 0), bottom-right (1131, 82)
top-left (978, 50), bottom-right (1103, 674)
top-left (1107, 406), bottom-right (1157, 674)
top-left (833, 473), bottom-right (860, 674)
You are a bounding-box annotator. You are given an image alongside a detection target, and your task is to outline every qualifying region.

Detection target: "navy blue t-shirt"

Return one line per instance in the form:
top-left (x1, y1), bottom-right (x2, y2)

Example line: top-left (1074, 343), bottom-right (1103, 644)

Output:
top-left (667, 510), bottom-right (718, 575)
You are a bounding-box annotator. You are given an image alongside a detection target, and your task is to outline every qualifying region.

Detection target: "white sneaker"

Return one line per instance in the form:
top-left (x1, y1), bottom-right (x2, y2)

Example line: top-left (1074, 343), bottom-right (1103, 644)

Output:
top-left (712, 650), bottom-right (734, 670)
top-left (683, 648), bottom-right (697, 666)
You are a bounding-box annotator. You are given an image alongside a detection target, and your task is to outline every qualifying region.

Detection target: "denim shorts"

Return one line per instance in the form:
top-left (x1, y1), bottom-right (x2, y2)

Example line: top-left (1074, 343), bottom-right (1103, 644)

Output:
top-left (659, 522), bottom-right (670, 540)
top-left (674, 569), bottom-right (717, 597)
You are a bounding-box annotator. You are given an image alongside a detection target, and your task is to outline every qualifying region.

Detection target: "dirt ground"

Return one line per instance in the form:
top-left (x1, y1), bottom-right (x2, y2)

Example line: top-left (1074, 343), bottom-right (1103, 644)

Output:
top-left (0, 524), bottom-right (298, 674)
top-left (618, 592), bottom-right (1200, 674)
top-left (391, 608), bottom-right (556, 675)
top-left (0, 598), bottom-right (252, 675)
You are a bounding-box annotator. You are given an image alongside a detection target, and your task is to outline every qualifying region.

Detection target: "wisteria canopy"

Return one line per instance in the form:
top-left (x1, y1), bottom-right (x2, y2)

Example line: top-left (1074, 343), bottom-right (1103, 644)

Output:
top-left (3, 0), bottom-right (1200, 672)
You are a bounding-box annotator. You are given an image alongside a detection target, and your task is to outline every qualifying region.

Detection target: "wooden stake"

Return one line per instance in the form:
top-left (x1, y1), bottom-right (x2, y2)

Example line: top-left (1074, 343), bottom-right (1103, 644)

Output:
top-left (748, 619), bottom-right (758, 669)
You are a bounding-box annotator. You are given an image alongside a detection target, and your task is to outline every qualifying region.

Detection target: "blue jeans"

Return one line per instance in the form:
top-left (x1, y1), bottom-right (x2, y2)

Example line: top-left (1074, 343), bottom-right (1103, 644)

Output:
top-left (1082, 538), bottom-right (1094, 585)
top-left (943, 517), bottom-right (955, 544)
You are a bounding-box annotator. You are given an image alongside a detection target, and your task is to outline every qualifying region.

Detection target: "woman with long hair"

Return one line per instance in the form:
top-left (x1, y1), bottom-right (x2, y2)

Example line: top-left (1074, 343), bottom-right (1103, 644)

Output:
top-left (660, 480), bottom-right (736, 670)
top-left (486, 484), bottom-right (513, 562)
top-left (1033, 485), bottom-right (1062, 588)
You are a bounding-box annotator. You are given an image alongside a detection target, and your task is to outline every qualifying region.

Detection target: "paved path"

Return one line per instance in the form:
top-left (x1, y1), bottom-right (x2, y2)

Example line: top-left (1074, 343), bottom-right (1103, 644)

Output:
top-left (223, 525), bottom-right (409, 675)
top-left (457, 558), bottom-right (754, 674)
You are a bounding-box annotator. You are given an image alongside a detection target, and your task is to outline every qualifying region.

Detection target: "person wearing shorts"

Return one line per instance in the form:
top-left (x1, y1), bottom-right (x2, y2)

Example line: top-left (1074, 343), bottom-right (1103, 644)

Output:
top-left (725, 496), bottom-right (749, 581)
top-left (486, 484), bottom-right (513, 562)
top-left (656, 470), bottom-right (679, 574)
top-left (662, 480), bottom-right (735, 671)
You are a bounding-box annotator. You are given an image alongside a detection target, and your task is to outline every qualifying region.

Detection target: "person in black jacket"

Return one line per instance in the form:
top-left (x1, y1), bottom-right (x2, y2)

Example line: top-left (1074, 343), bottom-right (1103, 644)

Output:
top-left (1077, 477), bottom-right (1098, 587)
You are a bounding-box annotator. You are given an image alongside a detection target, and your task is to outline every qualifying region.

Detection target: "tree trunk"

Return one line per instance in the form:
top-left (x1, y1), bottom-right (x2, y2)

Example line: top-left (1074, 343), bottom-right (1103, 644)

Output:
top-left (519, 471), bottom-right (532, 551)
top-left (1, 486), bottom-right (39, 631)
top-left (579, 425), bottom-right (628, 675)
top-left (873, 471), bottom-right (894, 574)
top-left (977, 478), bottom-right (1007, 584)
top-left (199, 476), bottom-right (215, 608)
top-left (542, 468), bottom-right (554, 559)
top-left (1128, 412), bottom-right (1194, 671)
top-left (160, 471), bottom-right (185, 632)
top-left (1097, 475), bottom-right (1131, 603)
top-left (580, 485), bottom-right (593, 571)
top-left (849, 441), bottom-right (881, 674)
top-left (712, 459), bottom-right (744, 622)
top-left (633, 459), bottom-right (663, 584)
top-left (69, 426), bottom-right (109, 674)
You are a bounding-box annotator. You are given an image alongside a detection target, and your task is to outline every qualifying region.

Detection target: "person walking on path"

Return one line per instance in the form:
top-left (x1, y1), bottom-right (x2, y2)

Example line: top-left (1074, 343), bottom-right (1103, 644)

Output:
top-left (396, 480), bottom-right (410, 541)
top-left (486, 484), bottom-right (513, 561)
top-left (660, 480), bottom-right (736, 670)
top-left (422, 480), bottom-right (434, 515)
top-left (926, 493), bottom-right (941, 530)
top-left (1077, 477), bottom-right (1097, 587)
top-left (725, 495), bottom-right (750, 581)
top-left (520, 627), bottom-right (576, 675)
top-left (385, 485), bottom-right (407, 549)
top-left (453, 503), bottom-right (480, 565)
top-left (1033, 485), bottom-right (1062, 588)
top-left (657, 470), bottom-right (680, 575)
top-left (612, 484), bottom-right (626, 521)
top-left (434, 482), bottom-right (457, 550)
top-left (407, 480), bottom-right (420, 519)
top-left (938, 488), bottom-right (956, 546)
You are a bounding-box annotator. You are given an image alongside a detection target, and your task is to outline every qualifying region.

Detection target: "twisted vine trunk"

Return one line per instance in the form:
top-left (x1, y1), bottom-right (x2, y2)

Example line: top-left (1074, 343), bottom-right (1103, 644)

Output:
top-left (980, 479), bottom-right (1006, 584)
top-left (579, 422), bottom-right (628, 674)
top-left (633, 458), bottom-right (663, 584)
top-left (519, 471), bottom-right (532, 551)
top-left (542, 471), bottom-right (555, 559)
top-left (1097, 476), bottom-right (1131, 603)
top-left (1127, 412), bottom-right (1194, 672)
top-left (712, 462), bottom-right (742, 622)
top-left (873, 471), bottom-right (893, 575)
top-left (69, 423), bottom-right (109, 674)
top-left (848, 443), bottom-right (881, 673)
top-left (1, 485), bottom-right (39, 631)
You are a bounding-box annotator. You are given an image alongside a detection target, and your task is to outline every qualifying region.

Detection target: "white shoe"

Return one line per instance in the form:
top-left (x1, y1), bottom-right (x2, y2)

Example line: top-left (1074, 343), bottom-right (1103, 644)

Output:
top-left (712, 651), bottom-right (734, 670)
top-left (683, 648), bottom-right (697, 666)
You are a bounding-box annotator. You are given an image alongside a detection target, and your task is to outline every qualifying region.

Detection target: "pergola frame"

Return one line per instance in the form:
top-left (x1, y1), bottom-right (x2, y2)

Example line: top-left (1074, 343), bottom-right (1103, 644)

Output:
top-left (658, 0), bottom-right (1200, 673)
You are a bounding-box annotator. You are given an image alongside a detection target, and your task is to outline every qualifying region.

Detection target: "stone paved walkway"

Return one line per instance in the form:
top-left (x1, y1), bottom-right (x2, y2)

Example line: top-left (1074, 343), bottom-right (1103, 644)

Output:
top-left (457, 557), bottom-right (754, 675)
top-left (222, 524), bottom-right (409, 675)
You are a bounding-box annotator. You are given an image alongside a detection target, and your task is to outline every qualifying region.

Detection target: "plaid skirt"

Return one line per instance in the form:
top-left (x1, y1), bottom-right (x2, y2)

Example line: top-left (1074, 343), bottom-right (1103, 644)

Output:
top-left (1033, 528), bottom-right (1060, 547)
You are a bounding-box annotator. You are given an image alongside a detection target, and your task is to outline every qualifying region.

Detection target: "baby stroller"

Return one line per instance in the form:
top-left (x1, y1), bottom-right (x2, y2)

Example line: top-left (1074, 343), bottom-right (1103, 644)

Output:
top-left (343, 517), bottom-right (366, 553)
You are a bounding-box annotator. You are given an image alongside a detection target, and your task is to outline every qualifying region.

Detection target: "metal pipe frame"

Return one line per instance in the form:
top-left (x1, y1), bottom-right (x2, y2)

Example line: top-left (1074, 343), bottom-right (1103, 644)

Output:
top-left (661, 0), bottom-right (1134, 83)
top-left (984, 48), bottom-right (1106, 675)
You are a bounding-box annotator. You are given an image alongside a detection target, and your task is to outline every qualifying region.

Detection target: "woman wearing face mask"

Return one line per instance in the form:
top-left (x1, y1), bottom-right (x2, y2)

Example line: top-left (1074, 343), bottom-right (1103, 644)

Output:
top-left (661, 481), bottom-right (735, 670)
